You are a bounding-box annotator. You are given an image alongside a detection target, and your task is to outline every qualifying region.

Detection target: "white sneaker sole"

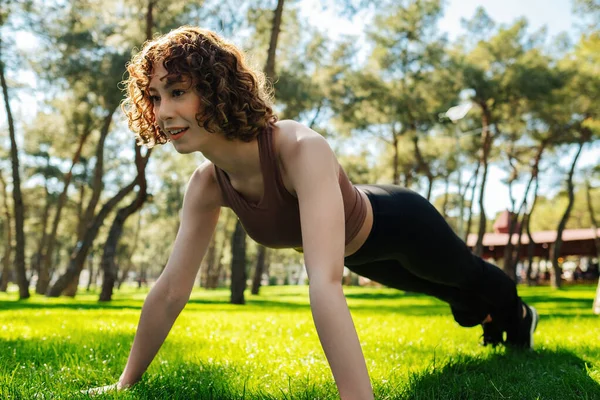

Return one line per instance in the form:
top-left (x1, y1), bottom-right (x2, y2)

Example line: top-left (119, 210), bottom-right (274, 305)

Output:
top-left (528, 305), bottom-right (539, 348)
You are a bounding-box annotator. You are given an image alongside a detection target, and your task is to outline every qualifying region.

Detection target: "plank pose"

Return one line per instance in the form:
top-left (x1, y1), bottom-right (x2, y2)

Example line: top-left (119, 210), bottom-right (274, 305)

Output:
top-left (91, 26), bottom-right (538, 399)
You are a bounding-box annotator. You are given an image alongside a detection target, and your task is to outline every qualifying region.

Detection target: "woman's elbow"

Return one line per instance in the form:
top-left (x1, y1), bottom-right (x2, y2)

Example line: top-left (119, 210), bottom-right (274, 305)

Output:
top-left (148, 280), bottom-right (189, 313)
top-left (309, 278), bottom-right (344, 297)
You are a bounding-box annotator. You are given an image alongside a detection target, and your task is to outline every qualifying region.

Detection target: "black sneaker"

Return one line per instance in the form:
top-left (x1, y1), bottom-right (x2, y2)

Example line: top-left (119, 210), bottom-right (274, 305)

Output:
top-left (506, 303), bottom-right (539, 349)
top-left (481, 320), bottom-right (504, 347)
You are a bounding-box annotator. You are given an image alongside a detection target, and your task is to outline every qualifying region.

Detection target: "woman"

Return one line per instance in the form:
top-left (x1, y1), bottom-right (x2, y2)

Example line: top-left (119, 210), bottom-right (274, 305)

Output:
top-left (90, 26), bottom-right (538, 399)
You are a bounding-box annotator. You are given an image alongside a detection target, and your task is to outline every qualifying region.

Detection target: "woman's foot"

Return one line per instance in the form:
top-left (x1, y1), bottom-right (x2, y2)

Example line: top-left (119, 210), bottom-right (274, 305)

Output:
top-left (506, 302), bottom-right (539, 349)
top-left (481, 318), bottom-right (504, 347)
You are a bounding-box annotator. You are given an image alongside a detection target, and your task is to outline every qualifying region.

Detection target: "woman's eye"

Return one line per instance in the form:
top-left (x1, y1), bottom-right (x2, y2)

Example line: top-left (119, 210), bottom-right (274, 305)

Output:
top-left (172, 89), bottom-right (185, 97)
top-left (150, 95), bottom-right (160, 103)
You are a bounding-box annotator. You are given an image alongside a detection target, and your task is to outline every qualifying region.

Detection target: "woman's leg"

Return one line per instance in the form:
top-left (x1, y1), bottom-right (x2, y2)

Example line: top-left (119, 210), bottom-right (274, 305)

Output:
top-left (346, 259), bottom-right (488, 327)
top-left (346, 185), bottom-right (535, 346)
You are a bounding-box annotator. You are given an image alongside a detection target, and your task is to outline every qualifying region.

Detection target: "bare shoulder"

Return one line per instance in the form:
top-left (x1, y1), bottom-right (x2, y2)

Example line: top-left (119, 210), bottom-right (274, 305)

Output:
top-left (275, 120), bottom-right (335, 163)
top-left (274, 120), bottom-right (338, 185)
top-left (184, 160), bottom-right (223, 211)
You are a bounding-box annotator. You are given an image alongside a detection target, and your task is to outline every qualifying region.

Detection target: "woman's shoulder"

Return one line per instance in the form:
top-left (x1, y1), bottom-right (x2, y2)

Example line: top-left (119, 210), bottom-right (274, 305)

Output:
top-left (185, 160), bottom-right (224, 210)
top-left (274, 120), bottom-right (333, 159)
top-left (274, 120), bottom-right (339, 189)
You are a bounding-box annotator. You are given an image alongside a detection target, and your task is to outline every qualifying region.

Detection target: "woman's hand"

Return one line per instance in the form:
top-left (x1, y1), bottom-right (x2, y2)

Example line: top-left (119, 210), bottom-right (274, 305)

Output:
top-left (81, 382), bottom-right (128, 396)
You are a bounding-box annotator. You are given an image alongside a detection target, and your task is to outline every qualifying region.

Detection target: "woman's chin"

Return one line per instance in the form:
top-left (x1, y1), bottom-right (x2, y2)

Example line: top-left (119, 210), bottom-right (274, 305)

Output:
top-left (172, 141), bottom-right (195, 154)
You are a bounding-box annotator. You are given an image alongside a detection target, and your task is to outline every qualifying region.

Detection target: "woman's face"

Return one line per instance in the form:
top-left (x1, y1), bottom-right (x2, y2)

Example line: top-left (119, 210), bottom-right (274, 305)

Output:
top-left (148, 62), bottom-right (208, 154)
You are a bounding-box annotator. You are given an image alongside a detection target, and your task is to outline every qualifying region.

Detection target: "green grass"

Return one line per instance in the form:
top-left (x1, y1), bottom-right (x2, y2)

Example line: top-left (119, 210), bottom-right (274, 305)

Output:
top-left (1, 284), bottom-right (599, 399)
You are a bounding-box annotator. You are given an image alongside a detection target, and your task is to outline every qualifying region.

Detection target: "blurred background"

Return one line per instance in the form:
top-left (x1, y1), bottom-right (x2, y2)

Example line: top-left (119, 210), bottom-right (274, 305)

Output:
top-left (0, 0), bottom-right (598, 304)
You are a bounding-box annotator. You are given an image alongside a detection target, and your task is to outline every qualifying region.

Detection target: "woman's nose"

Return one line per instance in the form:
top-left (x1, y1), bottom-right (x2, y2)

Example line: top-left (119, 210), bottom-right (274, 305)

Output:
top-left (157, 99), bottom-right (174, 122)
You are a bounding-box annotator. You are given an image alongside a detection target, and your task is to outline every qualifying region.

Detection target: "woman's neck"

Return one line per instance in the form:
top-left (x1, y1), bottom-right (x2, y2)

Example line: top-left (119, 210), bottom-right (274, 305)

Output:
top-left (202, 137), bottom-right (261, 180)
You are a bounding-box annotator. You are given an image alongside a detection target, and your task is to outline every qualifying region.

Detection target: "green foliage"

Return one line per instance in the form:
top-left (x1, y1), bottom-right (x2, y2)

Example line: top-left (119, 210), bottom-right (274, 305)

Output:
top-left (573, 0), bottom-right (600, 29)
top-left (0, 285), bottom-right (599, 399)
top-left (530, 187), bottom-right (600, 232)
top-left (2, 0), bottom-right (599, 290)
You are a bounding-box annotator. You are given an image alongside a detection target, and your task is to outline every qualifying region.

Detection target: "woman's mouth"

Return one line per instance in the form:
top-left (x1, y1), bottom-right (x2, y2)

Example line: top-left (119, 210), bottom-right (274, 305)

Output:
top-left (169, 128), bottom-right (188, 140)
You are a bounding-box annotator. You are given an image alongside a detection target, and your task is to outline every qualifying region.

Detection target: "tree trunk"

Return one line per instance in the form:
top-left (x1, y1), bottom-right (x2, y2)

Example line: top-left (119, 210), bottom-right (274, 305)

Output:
top-left (230, 220), bottom-right (247, 304)
top-left (38, 119), bottom-right (91, 294)
top-left (137, 263), bottom-right (147, 288)
top-left (264, 0), bottom-right (285, 82)
top-left (32, 172), bottom-right (51, 286)
top-left (59, 110), bottom-right (115, 294)
top-left (551, 141), bottom-right (585, 289)
top-left (86, 253), bottom-right (95, 291)
top-left (210, 216), bottom-right (231, 289)
top-left (98, 0), bottom-right (155, 301)
top-left (502, 168), bottom-right (519, 280)
top-left (411, 134), bottom-right (434, 201)
top-left (0, 172), bottom-right (12, 291)
top-left (594, 280), bottom-right (600, 315)
top-left (463, 161), bottom-right (481, 242)
top-left (584, 178), bottom-right (600, 314)
top-left (117, 213), bottom-right (142, 289)
top-left (99, 200), bottom-right (139, 301)
top-left (46, 179), bottom-right (137, 297)
top-left (585, 178), bottom-right (600, 261)
top-left (77, 183), bottom-right (86, 239)
top-left (251, 245), bottom-right (267, 295)
top-left (441, 174), bottom-right (450, 219)
top-left (201, 236), bottom-right (218, 288)
top-left (209, 250), bottom-right (224, 289)
top-left (502, 212), bottom-right (519, 281)
top-left (1, 42), bottom-right (29, 299)
top-left (502, 147), bottom-right (520, 280)
top-left (146, 0), bottom-right (155, 42)
top-left (511, 213), bottom-right (527, 280)
top-left (81, 112), bottom-right (114, 237)
top-left (525, 175), bottom-right (541, 286)
top-left (510, 144), bottom-right (546, 278)
top-left (392, 133), bottom-right (400, 185)
top-left (474, 107), bottom-right (493, 257)
top-left (99, 144), bottom-right (152, 302)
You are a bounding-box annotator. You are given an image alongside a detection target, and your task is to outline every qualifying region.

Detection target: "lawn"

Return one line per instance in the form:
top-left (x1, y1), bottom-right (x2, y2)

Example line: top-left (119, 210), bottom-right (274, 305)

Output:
top-left (1, 284), bottom-right (599, 399)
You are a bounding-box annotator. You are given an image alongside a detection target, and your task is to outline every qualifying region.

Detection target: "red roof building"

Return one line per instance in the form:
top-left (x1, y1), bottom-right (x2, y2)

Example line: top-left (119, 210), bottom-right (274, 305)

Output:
top-left (466, 210), bottom-right (600, 259)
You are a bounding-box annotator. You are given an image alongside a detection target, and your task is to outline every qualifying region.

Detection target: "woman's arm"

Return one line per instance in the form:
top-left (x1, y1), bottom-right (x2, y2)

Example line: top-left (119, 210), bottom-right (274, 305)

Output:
top-left (118, 162), bottom-right (221, 387)
top-left (285, 129), bottom-right (374, 400)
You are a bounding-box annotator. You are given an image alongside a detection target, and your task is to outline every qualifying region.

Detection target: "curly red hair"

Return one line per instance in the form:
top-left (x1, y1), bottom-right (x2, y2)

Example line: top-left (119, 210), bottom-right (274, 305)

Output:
top-left (121, 26), bottom-right (277, 147)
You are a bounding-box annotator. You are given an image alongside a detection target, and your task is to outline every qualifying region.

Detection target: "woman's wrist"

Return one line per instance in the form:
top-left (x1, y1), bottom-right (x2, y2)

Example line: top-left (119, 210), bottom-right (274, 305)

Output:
top-left (118, 373), bottom-right (137, 388)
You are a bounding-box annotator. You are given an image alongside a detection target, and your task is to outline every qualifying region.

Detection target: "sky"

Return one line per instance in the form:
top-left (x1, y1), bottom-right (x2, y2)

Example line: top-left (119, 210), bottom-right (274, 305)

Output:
top-left (439, 0), bottom-right (575, 40)
top-left (301, 0), bottom-right (577, 40)
top-left (3, 0), bottom-right (598, 218)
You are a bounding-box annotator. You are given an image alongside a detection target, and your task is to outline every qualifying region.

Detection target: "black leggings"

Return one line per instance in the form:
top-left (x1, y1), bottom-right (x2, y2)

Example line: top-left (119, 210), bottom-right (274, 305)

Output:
top-left (344, 185), bottom-right (521, 328)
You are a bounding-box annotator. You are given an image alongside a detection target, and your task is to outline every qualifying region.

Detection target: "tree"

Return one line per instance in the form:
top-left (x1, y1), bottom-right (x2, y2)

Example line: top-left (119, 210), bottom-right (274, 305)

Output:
top-left (455, 14), bottom-right (561, 257)
top-left (33, 0), bottom-right (148, 296)
top-left (0, 172), bottom-right (12, 291)
top-left (251, 245), bottom-right (267, 295)
top-left (333, 0), bottom-right (456, 190)
top-left (99, 0), bottom-right (156, 302)
top-left (230, 218), bottom-right (247, 304)
top-left (230, 0), bottom-right (288, 301)
top-left (37, 109), bottom-right (93, 294)
top-left (264, 0), bottom-right (285, 82)
top-left (47, 179), bottom-right (137, 297)
top-left (0, 15), bottom-right (29, 299)
top-left (549, 31), bottom-right (600, 288)
top-left (585, 169), bottom-right (600, 314)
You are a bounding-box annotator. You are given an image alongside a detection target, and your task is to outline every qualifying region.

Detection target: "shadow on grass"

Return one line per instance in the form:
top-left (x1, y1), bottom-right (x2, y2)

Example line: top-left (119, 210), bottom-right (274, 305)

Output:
top-left (521, 295), bottom-right (594, 306)
top-left (2, 329), bottom-right (600, 399)
top-left (402, 348), bottom-right (600, 400)
top-left (2, 286), bottom-right (597, 322)
top-left (0, 300), bottom-right (143, 311)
